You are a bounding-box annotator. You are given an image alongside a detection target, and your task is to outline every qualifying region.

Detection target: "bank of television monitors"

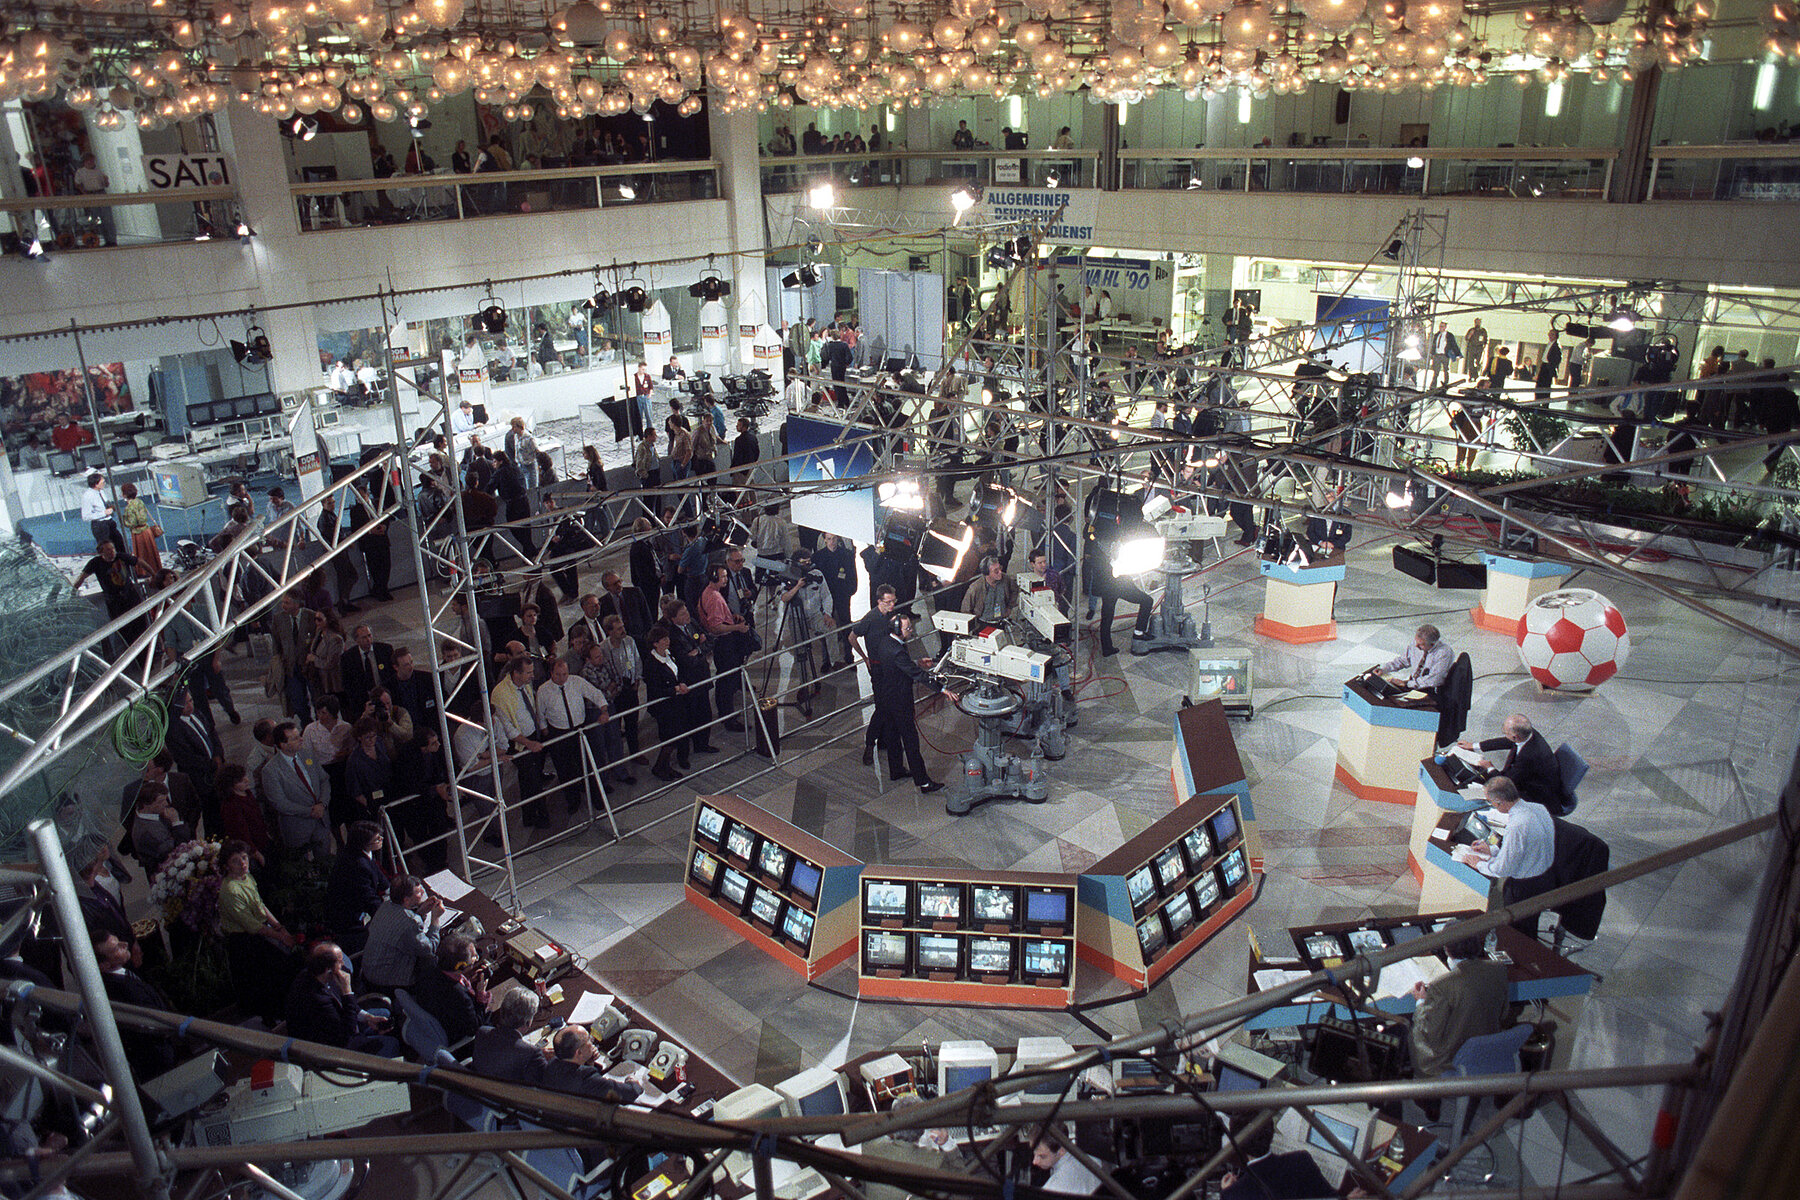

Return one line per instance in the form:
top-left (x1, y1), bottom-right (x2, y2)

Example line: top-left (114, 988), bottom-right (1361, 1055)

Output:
top-left (1022, 939), bottom-right (1070, 984)
top-left (757, 839), bottom-right (790, 882)
top-left (1154, 845), bottom-right (1186, 892)
top-left (914, 933), bottom-right (961, 974)
top-left (690, 849), bottom-right (720, 890)
top-left (970, 885), bottom-right (1017, 929)
top-left (748, 887), bottom-right (783, 927)
top-left (1182, 825), bottom-right (1212, 869)
top-left (695, 804), bottom-right (727, 844)
top-left (781, 906), bottom-right (815, 952)
top-left (788, 859), bottom-right (822, 903)
top-left (720, 867), bottom-right (751, 908)
top-left (863, 930), bottom-right (909, 972)
top-left (725, 824), bottom-right (756, 863)
top-left (1023, 887), bottom-right (1071, 935)
top-left (916, 882), bottom-right (962, 925)
top-left (967, 937), bottom-right (1014, 978)
top-left (863, 879), bottom-right (910, 925)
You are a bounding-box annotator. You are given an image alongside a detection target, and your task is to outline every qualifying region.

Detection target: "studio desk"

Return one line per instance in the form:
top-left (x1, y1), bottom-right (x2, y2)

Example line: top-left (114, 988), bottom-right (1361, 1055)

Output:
top-left (1335, 675), bottom-right (1440, 806)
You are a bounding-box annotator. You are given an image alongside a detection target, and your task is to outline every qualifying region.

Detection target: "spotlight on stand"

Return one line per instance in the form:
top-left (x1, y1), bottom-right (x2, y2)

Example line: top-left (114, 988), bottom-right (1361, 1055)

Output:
top-left (689, 276), bottom-right (731, 301)
top-left (806, 180), bottom-right (837, 210)
top-left (985, 234), bottom-right (1032, 271)
top-left (949, 183), bottom-right (981, 221)
top-left (974, 482), bottom-right (1030, 529)
top-left (1607, 306), bottom-right (1638, 333)
top-left (1397, 333), bottom-right (1424, 362)
top-left (235, 218), bottom-right (254, 244)
top-left (478, 303), bottom-right (508, 333)
top-left (876, 475), bottom-right (925, 511)
top-left (1385, 482), bottom-right (1414, 510)
top-left (617, 181), bottom-right (636, 200)
top-left (917, 519), bottom-right (976, 582)
top-left (21, 236), bottom-right (47, 261)
top-left (780, 265), bottom-right (820, 289)
top-left (621, 285), bottom-right (649, 313)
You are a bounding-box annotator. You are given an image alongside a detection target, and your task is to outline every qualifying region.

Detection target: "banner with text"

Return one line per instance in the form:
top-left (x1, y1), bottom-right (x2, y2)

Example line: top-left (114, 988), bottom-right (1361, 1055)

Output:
top-left (974, 188), bottom-right (1098, 245)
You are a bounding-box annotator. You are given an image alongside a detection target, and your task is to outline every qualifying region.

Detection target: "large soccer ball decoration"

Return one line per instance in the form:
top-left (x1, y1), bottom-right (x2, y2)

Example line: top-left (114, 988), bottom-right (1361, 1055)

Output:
top-left (1515, 588), bottom-right (1630, 690)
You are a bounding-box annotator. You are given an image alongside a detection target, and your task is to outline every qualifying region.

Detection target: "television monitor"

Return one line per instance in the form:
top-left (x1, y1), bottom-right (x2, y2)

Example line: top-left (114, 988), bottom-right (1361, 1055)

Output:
top-left (970, 885), bottom-right (1017, 927)
top-left (780, 906), bottom-right (814, 949)
top-left (257, 392), bottom-right (282, 415)
top-left (788, 859), bottom-right (822, 902)
top-left (1023, 888), bottom-right (1071, 933)
top-left (1126, 866), bottom-right (1157, 912)
top-left (79, 446), bottom-right (105, 470)
top-left (1163, 890), bottom-right (1197, 939)
top-left (1182, 825), bottom-right (1213, 869)
top-left (1345, 928), bottom-right (1387, 955)
top-left (967, 936), bottom-right (1013, 977)
top-left (1214, 1040), bottom-right (1287, 1091)
top-left (719, 867), bottom-right (750, 908)
top-left (1304, 934), bottom-right (1345, 962)
top-left (46, 451), bottom-right (77, 475)
top-left (1137, 917), bottom-right (1167, 957)
top-left (690, 849), bottom-right (720, 889)
top-left (112, 441), bottom-right (142, 464)
top-left (1022, 938), bottom-right (1069, 981)
top-left (234, 396), bottom-right (259, 417)
top-left (863, 930), bottom-right (909, 970)
top-left (757, 839), bottom-right (790, 881)
top-left (187, 402), bottom-right (214, 427)
top-left (1154, 845), bottom-right (1186, 891)
top-left (937, 1040), bottom-right (998, 1097)
top-left (748, 887), bottom-right (783, 927)
top-left (915, 882), bottom-right (962, 925)
top-left (212, 400), bottom-right (240, 424)
top-left (1010, 1037), bottom-right (1077, 1104)
top-left (1389, 924), bottom-right (1425, 945)
top-left (1194, 873), bottom-right (1220, 911)
top-left (1215, 1064), bottom-right (1263, 1092)
top-left (1220, 848), bottom-right (1248, 888)
top-left (1306, 1104), bottom-right (1371, 1158)
top-left (914, 933), bottom-right (961, 974)
top-left (1115, 1055), bottom-right (1165, 1092)
top-left (863, 879), bottom-right (910, 923)
top-left (775, 1065), bottom-right (849, 1120)
top-left (1209, 805), bottom-right (1240, 846)
top-left (725, 824), bottom-right (756, 862)
top-left (695, 804), bottom-right (727, 843)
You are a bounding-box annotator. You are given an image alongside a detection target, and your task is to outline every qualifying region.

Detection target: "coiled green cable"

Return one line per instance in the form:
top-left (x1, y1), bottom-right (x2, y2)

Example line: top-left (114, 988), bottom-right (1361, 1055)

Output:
top-left (111, 691), bottom-right (170, 764)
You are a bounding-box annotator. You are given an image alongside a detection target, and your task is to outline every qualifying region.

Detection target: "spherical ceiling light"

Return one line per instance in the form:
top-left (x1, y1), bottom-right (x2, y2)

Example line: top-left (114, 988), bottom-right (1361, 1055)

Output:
top-left (555, 1), bottom-right (609, 46)
top-left (1296, 0), bottom-right (1367, 35)
top-left (1222, 0), bottom-right (1273, 49)
top-left (1407, 0), bottom-right (1461, 37)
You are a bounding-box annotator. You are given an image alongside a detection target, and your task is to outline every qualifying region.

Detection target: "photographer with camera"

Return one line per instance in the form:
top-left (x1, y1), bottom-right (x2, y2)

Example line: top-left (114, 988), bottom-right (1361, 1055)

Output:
top-left (779, 548), bottom-right (836, 672)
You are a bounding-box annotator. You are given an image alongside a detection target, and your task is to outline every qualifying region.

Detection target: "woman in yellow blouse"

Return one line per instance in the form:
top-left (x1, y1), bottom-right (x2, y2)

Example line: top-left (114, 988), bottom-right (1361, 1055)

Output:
top-left (219, 840), bottom-right (300, 1021)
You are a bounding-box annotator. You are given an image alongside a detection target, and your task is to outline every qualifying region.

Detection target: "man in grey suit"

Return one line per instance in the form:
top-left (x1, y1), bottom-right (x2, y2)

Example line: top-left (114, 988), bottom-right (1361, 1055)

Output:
top-left (1408, 935), bottom-right (1511, 1077)
top-left (261, 720), bottom-right (333, 857)
top-left (270, 592), bottom-right (317, 718)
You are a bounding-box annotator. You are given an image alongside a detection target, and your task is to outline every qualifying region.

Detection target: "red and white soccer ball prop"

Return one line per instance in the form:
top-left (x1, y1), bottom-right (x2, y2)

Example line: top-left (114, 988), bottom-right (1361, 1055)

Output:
top-left (1515, 588), bottom-right (1630, 690)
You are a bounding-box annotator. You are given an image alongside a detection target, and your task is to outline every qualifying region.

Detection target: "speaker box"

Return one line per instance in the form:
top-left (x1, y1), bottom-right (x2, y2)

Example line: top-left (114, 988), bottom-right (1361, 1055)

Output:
top-left (1335, 89), bottom-right (1352, 125)
top-left (1392, 544), bottom-right (1436, 584)
top-left (1436, 558), bottom-right (1488, 590)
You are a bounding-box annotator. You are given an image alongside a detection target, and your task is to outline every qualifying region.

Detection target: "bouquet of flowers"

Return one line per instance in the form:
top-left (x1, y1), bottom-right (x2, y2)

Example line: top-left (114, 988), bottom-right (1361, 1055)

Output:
top-left (149, 839), bottom-right (224, 935)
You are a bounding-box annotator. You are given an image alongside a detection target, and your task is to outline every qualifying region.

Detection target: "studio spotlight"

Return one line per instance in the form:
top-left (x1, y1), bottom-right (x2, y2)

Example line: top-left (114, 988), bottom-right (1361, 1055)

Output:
top-left (235, 218), bottom-right (254, 244)
top-left (1186, 173), bottom-right (1203, 190)
top-left (1406, 155), bottom-right (1425, 169)
top-left (1607, 306), bottom-right (1638, 333)
top-left (1044, 169), bottom-right (1059, 188)
top-left (806, 180), bottom-right (837, 210)
top-left (917, 519), bottom-right (976, 582)
top-left (1385, 483), bottom-right (1413, 509)
top-left (976, 482), bottom-right (1030, 528)
top-left (583, 289), bottom-right (612, 313)
top-left (1112, 534), bottom-right (1168, 576)
top-left (1562, 319), bottom-right (1600, 340)
top-left (1397, 333), bottom-right (1424, 362)
top-left (620, 285), bottom-right (649, 313)
top-left (1380, 238), bottom-right (1404, 261)
top-left (230, 325), bottom-right (273, 366)
top-left (780, 265), bottom-right (821, 289)
top-left (949, 183), bottom-right (981, 222)
top-left (22, 236), bottom-right (46, 260)
top-left (689, 276), bottom-right (732, 301)
top-left (285, 114), bottom-right (318, 141)
top-left (478, 303), bottom-right (508, 333)
top-left (877, 476), bottom-right (925, 511)
top-left (617, 181), bottom-right (636, 200)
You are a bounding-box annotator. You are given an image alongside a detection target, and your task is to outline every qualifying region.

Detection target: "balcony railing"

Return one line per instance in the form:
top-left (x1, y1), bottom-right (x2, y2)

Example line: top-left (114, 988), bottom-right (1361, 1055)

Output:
top-left (1118, 146), bottom-right (1618, 198)
top-left (1646, 142), bottom-right (1800, 201)
top-left (0, 186), bottom-right (241, 250)
top-left (287, 159), bottom-right (720, 232)
top-left (759, 147), bottom-right (1102, 194)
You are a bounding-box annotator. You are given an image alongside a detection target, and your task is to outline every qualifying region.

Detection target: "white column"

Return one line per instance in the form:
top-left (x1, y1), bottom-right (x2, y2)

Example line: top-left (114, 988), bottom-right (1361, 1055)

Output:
top-left (707, 101), bottom-right (771, 361)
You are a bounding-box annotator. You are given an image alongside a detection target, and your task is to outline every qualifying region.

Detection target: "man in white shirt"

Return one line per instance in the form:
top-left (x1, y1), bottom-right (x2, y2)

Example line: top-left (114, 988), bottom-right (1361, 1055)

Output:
top-left (491, 655), bottom-right (550, 827)
top-left (1030, 1129), bottom-right (1102, 1195)
top-left (80, 473), bottom-right (125, 554)
top-left (328, 358), bottom-right (356, 397)
top-left (1456, 775), bottom-right (1557, 936)
top-left (451, 398), bottom-right (477, 436)
top-left (1377, 623), bottom-right (1455, 693)
top-left (72, 152), bottom-right (114, 246)
top-left (536, 657), bottom-right (625, 813)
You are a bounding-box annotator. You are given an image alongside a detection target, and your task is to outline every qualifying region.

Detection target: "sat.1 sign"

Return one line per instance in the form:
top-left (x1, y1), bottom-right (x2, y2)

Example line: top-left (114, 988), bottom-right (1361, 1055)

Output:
top-left (1515, 588), bottom-right (1630, 691)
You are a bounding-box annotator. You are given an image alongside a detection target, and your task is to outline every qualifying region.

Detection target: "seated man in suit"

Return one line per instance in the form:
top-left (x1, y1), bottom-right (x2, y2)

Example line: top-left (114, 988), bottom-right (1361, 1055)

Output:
top-left (285, 941), bottom-right (400, 1056)
top-left (1458, 713), bottom-right (1570, 813)
top-left (325, 821), bottom-right (388, 956)
top-left (1408, 935), bottom-right (1511, 1078)
top-left (1218, 1111), bottom-right (1332, 1200)
top-left (542, 1026), bottom-right (647, 1104)
top-left (471, 987), bottom-right (549, 1085)
top-left (359, 875), bottom-right (448, 991)
top-left (93, 931), bottom-right (179, 1077)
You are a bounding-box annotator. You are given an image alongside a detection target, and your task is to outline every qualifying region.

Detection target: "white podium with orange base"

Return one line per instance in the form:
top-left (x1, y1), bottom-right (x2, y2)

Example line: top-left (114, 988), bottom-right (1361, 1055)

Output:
top-left (1471, 553), bottom-right (1568, 637)
top-left (1409, 758), bottom-right (1489, 912)
top-left (1335, 677), bottom-right (1441, 805)
top-left (1253, 553), bottom-right (1343, 644)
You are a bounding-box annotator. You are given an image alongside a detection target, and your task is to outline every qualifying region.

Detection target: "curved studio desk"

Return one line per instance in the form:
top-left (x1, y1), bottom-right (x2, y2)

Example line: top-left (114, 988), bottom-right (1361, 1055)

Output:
top-left (1335, 676), bottom-right (1440, 806)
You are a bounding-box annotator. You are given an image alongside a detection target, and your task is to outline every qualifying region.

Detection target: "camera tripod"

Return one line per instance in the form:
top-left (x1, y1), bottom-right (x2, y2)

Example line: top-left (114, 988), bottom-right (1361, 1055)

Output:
top-left (757, 589), bottom-right (825, 718)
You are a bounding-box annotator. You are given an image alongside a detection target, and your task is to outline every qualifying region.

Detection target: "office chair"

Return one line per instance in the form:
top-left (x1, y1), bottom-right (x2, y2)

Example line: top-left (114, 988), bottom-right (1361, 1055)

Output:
top-left (1545, 818), bottom-right (1609, 966)
top-left (1436, 652), bottom-right (1474, 748)
top-left (1553, 742), bottom-right (1588, 815)
top-left (393, 987), bottom-right (447, 1062)
top-left (1437, 1023), bottom-right (1537, 1186)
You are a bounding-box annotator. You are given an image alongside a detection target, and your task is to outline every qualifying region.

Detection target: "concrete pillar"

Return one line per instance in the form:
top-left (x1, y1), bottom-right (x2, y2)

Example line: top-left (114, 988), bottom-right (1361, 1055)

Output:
top-left (708, 101), bottom-right (773, 356)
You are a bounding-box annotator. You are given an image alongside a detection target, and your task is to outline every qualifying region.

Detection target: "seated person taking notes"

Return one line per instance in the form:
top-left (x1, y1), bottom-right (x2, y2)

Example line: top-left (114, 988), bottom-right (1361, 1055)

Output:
top-left (1453, 776), bottom-right (1556, 937)
top-left (1376, 623), bottom-right (1453, 693)
top-left (1408, 936), bottom-right (1510, 1077)
top-left (1458, 713), bottom-right (1571, 814)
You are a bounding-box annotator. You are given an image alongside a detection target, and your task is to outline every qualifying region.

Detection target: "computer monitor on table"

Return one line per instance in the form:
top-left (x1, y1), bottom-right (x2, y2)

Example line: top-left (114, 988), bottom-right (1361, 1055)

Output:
top-left (938, 1040), bottom-right (998, 1098)
top-left (774, 1065), bottom-right (848, 1119)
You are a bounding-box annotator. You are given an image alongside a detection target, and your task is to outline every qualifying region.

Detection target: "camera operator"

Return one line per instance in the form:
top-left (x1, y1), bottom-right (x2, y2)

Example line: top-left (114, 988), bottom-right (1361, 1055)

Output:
top-left (779, 549), bottom-right (836, 671)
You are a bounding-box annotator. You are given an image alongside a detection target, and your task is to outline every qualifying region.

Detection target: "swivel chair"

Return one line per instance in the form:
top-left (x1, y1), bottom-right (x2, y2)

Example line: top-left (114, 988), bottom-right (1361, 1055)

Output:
top-left (393, 987), bottom-right (447, 1062)
top-left (1439, 1023), bottom-right (1536, 1186)
top-left (1553, 742), bottom-right (1588, 815)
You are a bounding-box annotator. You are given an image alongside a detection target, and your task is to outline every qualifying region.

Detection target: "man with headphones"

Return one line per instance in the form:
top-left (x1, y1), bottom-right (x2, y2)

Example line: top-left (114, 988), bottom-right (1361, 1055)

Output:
top-left (961, 555), bottom-right (1021, 625)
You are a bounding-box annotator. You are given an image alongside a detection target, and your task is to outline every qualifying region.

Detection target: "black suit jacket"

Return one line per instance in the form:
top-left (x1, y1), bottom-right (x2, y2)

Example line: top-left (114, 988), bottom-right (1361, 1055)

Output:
top-left (79, 885), bottom-right (138, 953)
top-left (165, 711), bottom-right (221, 789)
top-left (1222, 1151), bottom-right (1334, 1200)
top-left (102, 968), bottom-right (178, 1076)
top-left (325, 852), bottom-right (387, 939)
top-left (596, 588), bottom-right (654, 639)
top-left (471, 1027), bottom-right (548, 1085)
top-left (340, 641), bottom-right (396, 711)
top-left (541, 1057), bottom-right (643, 1104)
top-left (1479, 730), bottom-right (1568, 812)
top-left (285, 973), bottom-right (358, 1048)
top-left (731, 431), bottom-right (760, 468)
top-left (412, 968), bottom-right (485, 1046)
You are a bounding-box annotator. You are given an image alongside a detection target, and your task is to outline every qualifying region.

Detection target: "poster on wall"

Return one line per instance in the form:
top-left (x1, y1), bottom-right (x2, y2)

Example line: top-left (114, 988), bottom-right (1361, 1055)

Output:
top-left (0, 364), bottom-right (132, 439)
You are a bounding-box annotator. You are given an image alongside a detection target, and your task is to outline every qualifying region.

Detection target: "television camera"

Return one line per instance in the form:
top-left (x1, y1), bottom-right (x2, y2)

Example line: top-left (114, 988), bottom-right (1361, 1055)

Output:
top-left (1131, 493), bottom-right (1227, 654)
top-left (929, 609), bottom-right (1054, 816)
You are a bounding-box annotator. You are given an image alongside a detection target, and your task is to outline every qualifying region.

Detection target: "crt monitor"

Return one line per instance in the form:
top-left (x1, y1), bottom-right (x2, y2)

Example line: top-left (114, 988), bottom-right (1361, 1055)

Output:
top-left (1022, 887), bottom-right (1070, 931)
top-left (937, 1040), bottom-right (998, 1097)
top-left (788, 858), bottom-right (822, 902)
top-left (80, 445), bottom-right (105, 470)
top-left (780, 906), bottom-right (814, 948)
top-left (1214, 1040), bottom-right (1287, 1090)
top-left (1163, 889), bottom-right (1197, 938)
top-left (187, 402), bottom-right (214, 427)
top-left (1009, 1036), bottom-right (1076, 1104)
top-left (915, 882), bottom-right (962, 924)
top-left (719, 867), bottom-right (751, 907)
top-left (1209, 805), bottom-right (1239, 846)
top-left (774, 1065), bottom-right (848, 1120)
top-left (1193, 872), bottom-right (1221, 910)
top-left (689, 849), bottom-right (720, 889)
top-left (234, 396), bottom-right (259, 417)
top-left (1154, 845), bottom-right (1186, 891)
top-left (112, 441), bottom-right (142, 464)
top-left (966, 936), bottom-right (1013, 977)
top-left (46, 451), bottom-right (77, 475)
top-left (757, 839), bottom-right (790, 880)
top-left (1136, 916), bottom-right (1167, 957)
top-left (1220, 848), bottom-right (1248, 888)
top-left (1126, 866), bottom-right (1157, 912)
top-left (748, 887), bottom-right (782, 926)
top-left (725, 824), bottom-right (756, 861)
top-left (970, 884), bottom-right (1017, 927)
top-left (913, 933), bottom-right (961, 974)
top-left (863, 930), bottom-right (909, 970)
top-left (863, 879), bottom-right (910, 922)
top-left (714, 1084), bottom-right (784, 1181)
top-left (1021, 939), bottom-right (1069, 981)
top-left (1215, 1064), bottom-right (1264, 1092)
top-left (695, 804), bottom-right (727, 843)
top-left (1182, 825), bottom-right (1212, 869)
top-left (1305, 1103), bottom-right (1373, 1159)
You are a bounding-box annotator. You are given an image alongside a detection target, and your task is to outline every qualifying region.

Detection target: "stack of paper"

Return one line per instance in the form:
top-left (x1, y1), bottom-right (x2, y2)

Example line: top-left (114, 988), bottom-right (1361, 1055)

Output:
top-left (424, 869), bottom-right (475, 901)
top-left (1374, 955), bottom-right (1451, 999)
